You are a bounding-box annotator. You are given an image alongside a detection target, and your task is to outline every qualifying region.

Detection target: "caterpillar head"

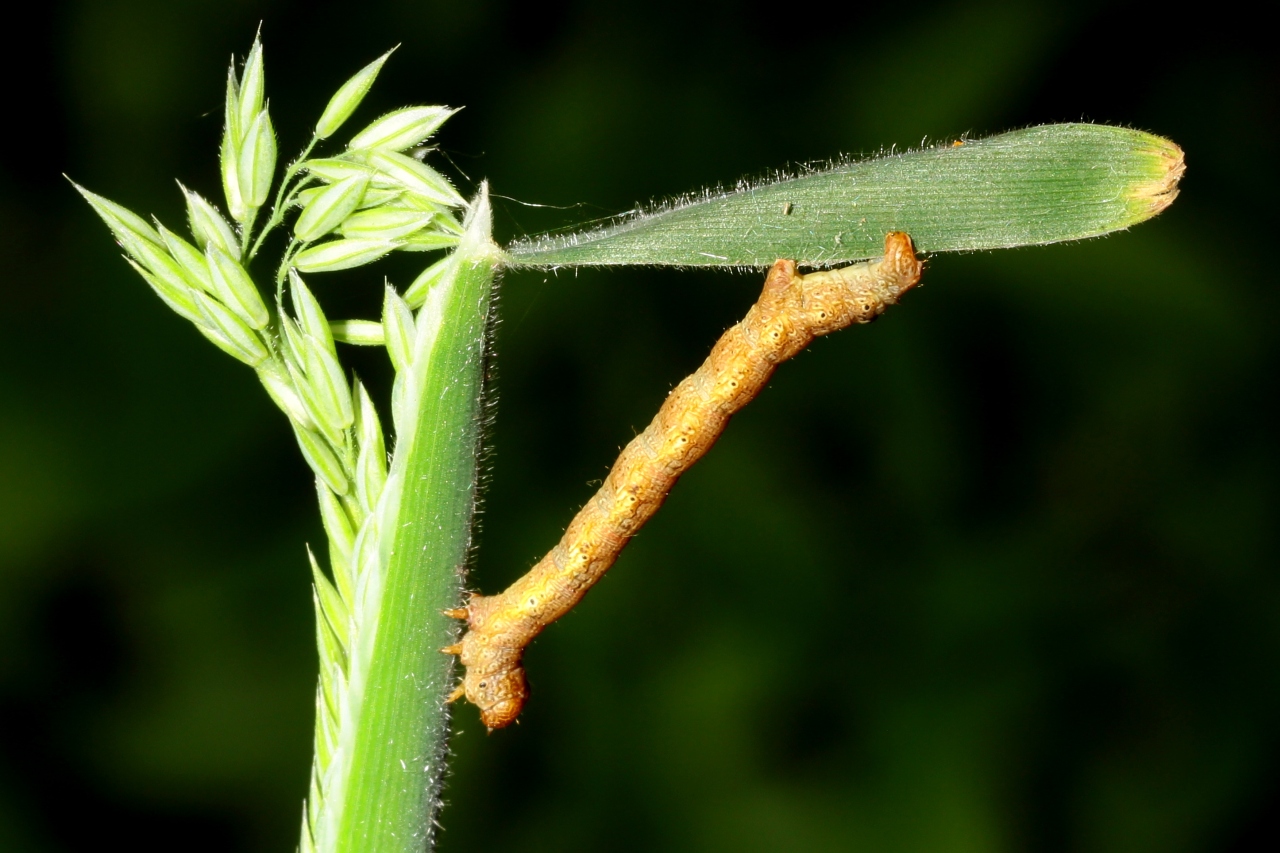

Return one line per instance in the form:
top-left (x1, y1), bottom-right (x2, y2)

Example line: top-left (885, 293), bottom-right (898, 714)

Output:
top-left (468, 662), bottom-right (529, 730)
top-left (445, 602), bottom-right (533, 729)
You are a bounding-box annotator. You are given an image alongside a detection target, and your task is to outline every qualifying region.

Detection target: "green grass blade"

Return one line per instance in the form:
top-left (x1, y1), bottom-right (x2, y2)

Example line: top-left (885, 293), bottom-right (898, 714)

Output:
top-left (330, 188), bottom-right (499, 852)
top-left (505, 123), bottom-right (1184, 268)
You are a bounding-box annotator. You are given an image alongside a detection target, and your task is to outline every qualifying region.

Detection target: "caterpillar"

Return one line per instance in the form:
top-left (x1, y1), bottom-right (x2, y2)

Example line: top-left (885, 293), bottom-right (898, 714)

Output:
top-left (443, 232), bottom-right (923, 729)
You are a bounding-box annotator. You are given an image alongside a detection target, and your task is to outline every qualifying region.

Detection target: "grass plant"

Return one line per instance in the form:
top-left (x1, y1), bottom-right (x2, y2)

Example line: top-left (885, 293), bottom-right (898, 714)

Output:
top-left (72, 35), bottom-right (1182, 853)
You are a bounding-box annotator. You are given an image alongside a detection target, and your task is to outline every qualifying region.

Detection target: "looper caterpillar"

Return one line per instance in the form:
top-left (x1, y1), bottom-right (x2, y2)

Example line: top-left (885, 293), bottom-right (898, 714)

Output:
top-left (444, 232), bottom-right (923, 729)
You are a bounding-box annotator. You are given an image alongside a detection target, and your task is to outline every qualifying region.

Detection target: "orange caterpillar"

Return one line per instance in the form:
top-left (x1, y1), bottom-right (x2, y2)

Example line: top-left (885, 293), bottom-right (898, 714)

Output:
top-left (444, 232), bottom-right (924, 729)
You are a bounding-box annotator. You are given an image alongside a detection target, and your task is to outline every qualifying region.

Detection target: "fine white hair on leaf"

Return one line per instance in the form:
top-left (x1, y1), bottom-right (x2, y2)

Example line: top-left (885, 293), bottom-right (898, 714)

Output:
top-left (503, 124), bottom-right (1183, 270)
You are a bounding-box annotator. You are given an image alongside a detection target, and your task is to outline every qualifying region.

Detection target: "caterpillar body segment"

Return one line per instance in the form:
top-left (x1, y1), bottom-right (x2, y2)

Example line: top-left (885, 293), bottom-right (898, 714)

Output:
top-left (446, 232), bottom-right (923, 729)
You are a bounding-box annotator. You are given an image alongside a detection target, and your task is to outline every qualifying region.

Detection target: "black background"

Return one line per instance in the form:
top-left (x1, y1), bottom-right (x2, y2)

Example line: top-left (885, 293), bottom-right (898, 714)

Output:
top-left (1, 1), bottom-right (1277, 850)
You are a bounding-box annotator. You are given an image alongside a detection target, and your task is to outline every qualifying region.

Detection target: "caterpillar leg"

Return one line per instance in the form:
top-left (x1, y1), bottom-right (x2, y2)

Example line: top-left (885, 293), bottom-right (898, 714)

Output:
top-left (439, 642), bottom-right (463, 655)
top-left (442, 606), bottom-right (469, 620)
top-left (446, 684), bottom-right (466, 703)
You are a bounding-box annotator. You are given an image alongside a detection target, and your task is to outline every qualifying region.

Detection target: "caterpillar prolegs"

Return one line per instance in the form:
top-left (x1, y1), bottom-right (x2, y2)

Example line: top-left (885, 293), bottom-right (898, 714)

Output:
top-left (444, 232), bottom-right (924, 729)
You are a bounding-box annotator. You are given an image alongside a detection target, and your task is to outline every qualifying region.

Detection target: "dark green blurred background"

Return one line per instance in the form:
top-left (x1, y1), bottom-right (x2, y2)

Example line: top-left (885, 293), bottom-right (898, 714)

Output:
top-left (2, 1), bottom-right (1276, 850)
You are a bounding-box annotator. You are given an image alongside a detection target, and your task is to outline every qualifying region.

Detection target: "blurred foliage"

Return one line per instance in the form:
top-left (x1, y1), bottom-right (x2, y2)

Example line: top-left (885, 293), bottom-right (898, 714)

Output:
top-left (1, 1), bottom-right (1276, 851)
